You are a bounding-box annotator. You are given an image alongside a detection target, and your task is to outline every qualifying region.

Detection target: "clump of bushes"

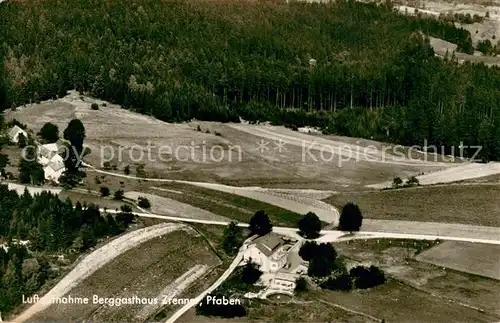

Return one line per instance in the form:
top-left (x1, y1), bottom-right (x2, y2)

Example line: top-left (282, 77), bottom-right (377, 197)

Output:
top-left (100, 186), bottom-right (110, 197)
top-left (138, 196), bottom-right (151, 209)
top-left (320, 265), bottom-right (386, 292)
top-left (114, 189), bottom-right (124, 200)
top-left (350, 265), bottom-right (386, 289)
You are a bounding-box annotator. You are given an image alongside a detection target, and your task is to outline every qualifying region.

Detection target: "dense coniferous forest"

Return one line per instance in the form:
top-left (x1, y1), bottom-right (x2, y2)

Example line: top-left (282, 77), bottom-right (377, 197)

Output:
top-left (0, 184), bottom-right (136, 314)
top-left (0, 0), bottom-right (499, 158)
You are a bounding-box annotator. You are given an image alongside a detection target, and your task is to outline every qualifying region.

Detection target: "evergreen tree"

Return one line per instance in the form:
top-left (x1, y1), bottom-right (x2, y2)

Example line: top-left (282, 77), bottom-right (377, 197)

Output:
top-left (60, 119), bottom-right (86, 188)
top-left (249, 210), bottom-right (272, 236)
top-left (338, 203), bottom-right (363, 232)
top-left (18, 140), bottom-right (44, 185)
top-left (221, 222), bottom-right (243, 256)
top-left (298, 212), bottom-right (321, 239)
top-left (38, 122), bottom-right (59, 143)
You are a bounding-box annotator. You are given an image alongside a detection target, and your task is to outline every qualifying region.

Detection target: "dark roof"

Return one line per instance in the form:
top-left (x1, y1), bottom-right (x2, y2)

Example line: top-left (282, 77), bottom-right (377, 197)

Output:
top-left (253, 232), bottom-right (283, 257)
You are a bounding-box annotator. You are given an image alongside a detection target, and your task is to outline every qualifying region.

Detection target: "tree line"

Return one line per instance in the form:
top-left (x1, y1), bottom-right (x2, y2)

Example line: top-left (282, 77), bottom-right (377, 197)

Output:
top-left (1, 0), bottom-right (499, 160)
top-left (0, 184), bottom-right (136, 314)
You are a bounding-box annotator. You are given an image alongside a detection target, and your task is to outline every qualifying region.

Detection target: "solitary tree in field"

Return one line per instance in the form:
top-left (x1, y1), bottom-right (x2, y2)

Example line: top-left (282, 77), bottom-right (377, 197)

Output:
top-left (338, 202), bottom-right (363, 232)
top-left (113, 189), bottom-right (124, 200)
top-left (249, 210), bottom-right (272, 236)
top-left (63, 119), bottom-right (85, 154)
top-left (298, 212), bottom-right (321, 239)
top-left (38, 122), bottom-right (59, 143)
top-left (136, 164), bottom-right (146, 178)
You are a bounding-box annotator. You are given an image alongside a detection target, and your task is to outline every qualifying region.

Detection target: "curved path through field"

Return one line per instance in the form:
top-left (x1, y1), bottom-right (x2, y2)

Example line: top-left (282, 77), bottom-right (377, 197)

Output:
top-left (14, 223), bottom-right (188, 323)
top-left (83, 163), bottom-right (340, 224)
top-left (102, 209), bottom-right (500, 245)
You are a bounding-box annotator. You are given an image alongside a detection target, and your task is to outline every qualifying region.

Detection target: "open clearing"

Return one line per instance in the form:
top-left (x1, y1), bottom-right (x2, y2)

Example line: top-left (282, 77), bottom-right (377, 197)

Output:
top-left (396, 0), bottom-right (500, 44)
top-left (325, 184), bottom-right (500, 227)
top-left (29, 229), bottom-right (221, 322)
top-left (6, 92), bottom-right (461, 191)
top-left (416, 241), bottom-right (500, 280)
top-left (15, 223), bottom-right (188, 322)
top-left (429, 36), bottom-right (500, 66)
top-left (313, 279), bottom-right (498, 322)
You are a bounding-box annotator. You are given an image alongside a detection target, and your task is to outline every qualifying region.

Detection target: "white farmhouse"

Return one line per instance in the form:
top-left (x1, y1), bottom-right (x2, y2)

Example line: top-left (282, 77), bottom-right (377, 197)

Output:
top-left (38, 143), bottom-right (59, 164)
top-left (8, 125), bottom-right (27, 143)
top-left (43, 155), bottom-right (65, 183)
top-left (243, 232), bottom-right (289, 273)
top-left (38, 143), bottom-right (65, 183)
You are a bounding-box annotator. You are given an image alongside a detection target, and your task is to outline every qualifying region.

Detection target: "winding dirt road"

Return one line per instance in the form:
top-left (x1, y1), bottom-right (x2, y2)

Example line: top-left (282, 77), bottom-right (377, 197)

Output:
top-left (83, 163), bottom-right (340, 224)
top-left (14, 223), bottom-right (188, 323)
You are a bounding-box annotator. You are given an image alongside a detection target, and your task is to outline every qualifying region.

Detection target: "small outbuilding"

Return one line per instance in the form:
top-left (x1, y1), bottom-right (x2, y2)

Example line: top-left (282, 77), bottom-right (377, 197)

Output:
top-left (8, 125), bottom-right (27, 143)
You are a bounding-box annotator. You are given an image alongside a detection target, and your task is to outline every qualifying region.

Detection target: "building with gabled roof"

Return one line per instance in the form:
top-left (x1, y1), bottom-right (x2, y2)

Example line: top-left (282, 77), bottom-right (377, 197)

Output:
top-left (37, 143), bottom-right (65, 183)
top-left (8, 125), bottom-right (27, 143)
top-left (243, 232), bottom-right (292, 273)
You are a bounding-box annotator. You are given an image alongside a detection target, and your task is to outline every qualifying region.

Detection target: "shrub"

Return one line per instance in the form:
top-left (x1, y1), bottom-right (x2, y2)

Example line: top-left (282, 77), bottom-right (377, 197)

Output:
top-left (295, 277), bottom-right (308, 292)
top-left (124, 165), bottom-right (130, 175)
top-left (137, 196), bottom-right (151, 209)
top-left (321, 273), bottom-right (352, 291)
top-left (100, 186), bottom-right (110, 197)
top-left (136, 164), bottom-right (146, 178)
top-left (392, 176), bottom-right (403, 187)
top-left (91, 103), bottom-right (99, 110)
top-left (222, 222), bottom-right (243, 256)
top-left (102, 161), bottom-right (111, 170)
top-left (114, 189), bottom-right (124, 200)
top-left (350, 265), bottom-right (386, 289)
top-left (18, 133), bottom-right (27, 148)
